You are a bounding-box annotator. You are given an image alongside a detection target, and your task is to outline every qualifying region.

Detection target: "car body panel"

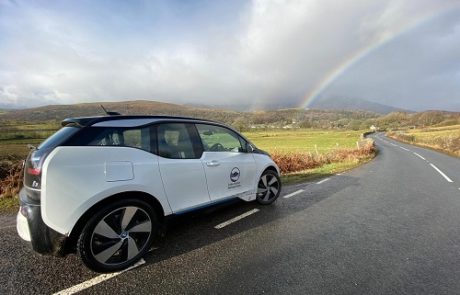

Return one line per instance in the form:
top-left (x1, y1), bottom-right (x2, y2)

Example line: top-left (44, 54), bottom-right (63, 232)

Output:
top-left (41, 146), bottom-right (171, 235)
top-left (200, 151), bottom-right (257, 202)
top-left (158, 156), bottom-right (211, 213)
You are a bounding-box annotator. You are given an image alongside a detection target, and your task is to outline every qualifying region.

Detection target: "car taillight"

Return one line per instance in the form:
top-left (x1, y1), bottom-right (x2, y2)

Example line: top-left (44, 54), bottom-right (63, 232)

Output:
top-left (24, 149), bottom-right (50, 190)
top-left (26, 167), bottom-right (41, 176)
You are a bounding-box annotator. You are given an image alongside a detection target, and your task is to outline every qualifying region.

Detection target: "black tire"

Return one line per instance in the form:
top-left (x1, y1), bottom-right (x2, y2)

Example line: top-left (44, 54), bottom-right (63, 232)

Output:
top-left (256, 170), bottom-right (281, 205)
top-left (77, 199), bottom-right (157, 272)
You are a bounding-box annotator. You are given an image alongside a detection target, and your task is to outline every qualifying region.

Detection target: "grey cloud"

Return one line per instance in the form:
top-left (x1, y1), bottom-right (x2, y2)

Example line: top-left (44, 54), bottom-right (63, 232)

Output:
top-left (0, 0), bottom-right (459, 111)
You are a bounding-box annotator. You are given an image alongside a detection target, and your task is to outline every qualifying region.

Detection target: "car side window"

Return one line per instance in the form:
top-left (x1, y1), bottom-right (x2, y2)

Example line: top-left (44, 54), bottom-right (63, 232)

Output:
top-left (73, 126), bottom-right (152, 153)
top-left (157, 123), bottom-right (199, 159)
top-left (196, 124), bottom-right (243, 152)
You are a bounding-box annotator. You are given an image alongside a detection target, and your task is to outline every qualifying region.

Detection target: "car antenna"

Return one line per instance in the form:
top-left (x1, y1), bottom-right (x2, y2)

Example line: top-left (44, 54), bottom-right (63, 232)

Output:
top-left (100, 104), bottom-right (121, 116)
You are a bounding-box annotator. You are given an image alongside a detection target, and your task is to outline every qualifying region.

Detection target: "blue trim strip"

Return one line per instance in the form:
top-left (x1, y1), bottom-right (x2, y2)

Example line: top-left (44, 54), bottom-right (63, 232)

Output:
top-left (174, 196), bottom-right (239, 215)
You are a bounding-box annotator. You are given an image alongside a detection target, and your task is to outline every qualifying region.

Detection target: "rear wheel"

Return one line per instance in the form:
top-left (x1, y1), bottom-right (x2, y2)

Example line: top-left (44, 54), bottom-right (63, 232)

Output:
top-left (256, 170), bottom-right (281, 205)
top-left (77, 199), bottom-right (157, 272)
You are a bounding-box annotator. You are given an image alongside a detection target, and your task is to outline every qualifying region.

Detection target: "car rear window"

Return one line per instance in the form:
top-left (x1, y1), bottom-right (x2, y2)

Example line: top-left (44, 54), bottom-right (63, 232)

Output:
top-left (68, 126), bottom-right (153, 153)
top-left (37, 126), bottom-right (80, 151)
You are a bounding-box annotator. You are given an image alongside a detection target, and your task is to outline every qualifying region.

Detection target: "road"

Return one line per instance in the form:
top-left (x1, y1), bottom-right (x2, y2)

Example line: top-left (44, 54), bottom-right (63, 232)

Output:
top-left (1, 133), bottom-right (459, 294)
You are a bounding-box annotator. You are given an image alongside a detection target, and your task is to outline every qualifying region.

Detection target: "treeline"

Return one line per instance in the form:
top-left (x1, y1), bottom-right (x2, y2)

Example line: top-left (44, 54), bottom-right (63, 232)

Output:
top-left (0, 100), bottom-right (458, 132)
top-left (371, 111), bottom-right (460, 130)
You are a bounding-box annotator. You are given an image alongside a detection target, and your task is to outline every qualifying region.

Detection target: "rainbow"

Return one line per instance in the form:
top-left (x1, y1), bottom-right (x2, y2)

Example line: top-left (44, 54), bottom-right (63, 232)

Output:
top-left (300, 4), bottom-right (459, 109)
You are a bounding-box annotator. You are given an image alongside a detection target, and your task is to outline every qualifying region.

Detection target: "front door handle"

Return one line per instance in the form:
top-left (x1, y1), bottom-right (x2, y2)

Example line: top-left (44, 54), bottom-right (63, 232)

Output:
top-left (206, 160), bottom-right (220, 167)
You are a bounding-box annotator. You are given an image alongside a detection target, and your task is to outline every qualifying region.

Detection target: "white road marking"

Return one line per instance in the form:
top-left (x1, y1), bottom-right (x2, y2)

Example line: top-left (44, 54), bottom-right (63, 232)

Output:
top-left (391, 143), bottom-right (397, 146)
top-left (283, 189), bottom-right (304, 199)
top-left (429, 163), bottom-right (454, 183)
top-left (413, 152), bottom-right (426, 161)
top-left (316, 178), bottom-right (330, 185)
top-left (52, 259), bottom-right (146, 295)
top-left (399, 146), bottom-right (410, 151)
top-left (214, 209), bottom-right (260, 229)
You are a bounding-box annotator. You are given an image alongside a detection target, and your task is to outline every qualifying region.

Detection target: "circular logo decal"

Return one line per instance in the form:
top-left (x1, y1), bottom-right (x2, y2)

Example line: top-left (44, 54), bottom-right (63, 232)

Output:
top-left (230, 167), bottom-right (240, 182)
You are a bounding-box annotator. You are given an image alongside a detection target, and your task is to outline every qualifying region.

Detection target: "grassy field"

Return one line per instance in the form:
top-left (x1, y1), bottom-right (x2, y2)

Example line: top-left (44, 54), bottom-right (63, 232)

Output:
top-left (244, 129), bottom-right (375, 184)
top-left (244, 129), bottom-right (364, 153)
top-left (387, 125), bottom-right (460, 157)
top-left (0, 121), bottom-right (59, 160)
top-left (0, 139), bottom-right (44, 160)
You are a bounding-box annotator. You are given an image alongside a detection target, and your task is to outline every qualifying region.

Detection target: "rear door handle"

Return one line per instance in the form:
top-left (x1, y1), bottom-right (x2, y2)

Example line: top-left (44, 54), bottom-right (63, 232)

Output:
top-left (206, 160), bottom-right (220, 167)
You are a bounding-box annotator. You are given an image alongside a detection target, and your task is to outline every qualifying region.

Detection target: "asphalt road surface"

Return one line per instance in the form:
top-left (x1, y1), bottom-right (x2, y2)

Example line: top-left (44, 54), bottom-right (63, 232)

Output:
top-left (1, 133), bottom-right (459, 295)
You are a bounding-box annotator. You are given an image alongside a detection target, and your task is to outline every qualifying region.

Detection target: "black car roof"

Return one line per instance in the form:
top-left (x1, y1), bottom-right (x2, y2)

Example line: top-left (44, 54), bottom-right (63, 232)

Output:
top-left (61, 115), bottom-right (225, 127)
top-left (61, 115), bottom-right (255, 147)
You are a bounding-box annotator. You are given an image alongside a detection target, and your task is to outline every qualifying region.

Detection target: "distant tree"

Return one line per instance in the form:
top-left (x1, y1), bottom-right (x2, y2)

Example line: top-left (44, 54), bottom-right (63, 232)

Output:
top-left (232, 117), bottom-right (250, 132)
top-left (348, 120), bottom-right (362, 130)
top-left (299, 120), bottom-right (312, 128)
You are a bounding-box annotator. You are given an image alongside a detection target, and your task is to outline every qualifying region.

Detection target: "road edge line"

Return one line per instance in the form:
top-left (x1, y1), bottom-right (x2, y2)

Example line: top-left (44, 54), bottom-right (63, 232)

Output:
top-left (214, 209), bottom-right (260, 229)
top-left (283, 189), bottom-right (304, 199)
top-left (316, 178), bottom-right (330, 185)
top-left (52, 259), bottom-right (146, 295)
top-left (429, 163), bottom-right (453, 183)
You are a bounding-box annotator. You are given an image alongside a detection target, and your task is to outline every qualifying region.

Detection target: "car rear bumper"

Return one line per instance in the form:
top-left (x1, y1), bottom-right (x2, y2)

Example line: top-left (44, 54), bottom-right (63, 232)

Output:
top-left (16, 188), bottom-right (67, 256)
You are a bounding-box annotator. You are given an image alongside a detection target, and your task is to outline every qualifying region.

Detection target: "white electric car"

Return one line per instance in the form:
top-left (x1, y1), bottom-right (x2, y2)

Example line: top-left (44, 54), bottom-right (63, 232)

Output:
top-left (16, 115), bottom-right (281, 272)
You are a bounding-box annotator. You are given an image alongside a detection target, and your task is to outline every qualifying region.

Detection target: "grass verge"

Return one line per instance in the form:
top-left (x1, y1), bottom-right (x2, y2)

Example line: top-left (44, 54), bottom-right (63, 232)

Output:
top-left (281, 154), bottom-right (375, 185)
top-left (387, 125), bottom-right (459, 158)
top-left (0, 197), bottom-right (19, 214)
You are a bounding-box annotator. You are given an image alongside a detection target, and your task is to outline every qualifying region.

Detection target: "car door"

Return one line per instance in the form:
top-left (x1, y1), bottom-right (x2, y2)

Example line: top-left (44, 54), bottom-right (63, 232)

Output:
top-left (196, 124), bottom-right (257, 201)
top-left (156, 123), bottom-right (211, 213)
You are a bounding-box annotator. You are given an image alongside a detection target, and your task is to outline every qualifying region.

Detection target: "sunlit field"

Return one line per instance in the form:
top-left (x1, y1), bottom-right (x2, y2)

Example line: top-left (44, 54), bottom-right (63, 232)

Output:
top-left (0, 121), bottom-right (59, 160)
top-left (387, 124), bottom-right (460, 157)
top-left (244, 129), bottom-right (364, 153)
top-left (244, 129), bottom-right (375, 184)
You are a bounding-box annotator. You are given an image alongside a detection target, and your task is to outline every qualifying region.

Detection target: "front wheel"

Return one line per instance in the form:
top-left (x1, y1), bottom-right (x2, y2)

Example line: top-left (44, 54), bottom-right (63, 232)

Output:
top-left (77, 199), bottom-right (157, 272)
top-left (256, 170), bottom-right (281, 205)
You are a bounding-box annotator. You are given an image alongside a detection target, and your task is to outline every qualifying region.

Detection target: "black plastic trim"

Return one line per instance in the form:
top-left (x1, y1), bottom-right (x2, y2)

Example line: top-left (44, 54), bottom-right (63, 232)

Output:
top-left (61, 115), bottom-right (224, 128)
top-left (19, 188), bottom-right (67, 256)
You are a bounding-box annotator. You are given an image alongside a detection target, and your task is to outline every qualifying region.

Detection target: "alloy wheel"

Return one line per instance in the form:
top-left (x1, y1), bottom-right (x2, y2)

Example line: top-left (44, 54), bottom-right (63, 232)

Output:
top-left (90, 206), bottom-right (152, 266)
top-left (257, 172), bottom-right (280, 204)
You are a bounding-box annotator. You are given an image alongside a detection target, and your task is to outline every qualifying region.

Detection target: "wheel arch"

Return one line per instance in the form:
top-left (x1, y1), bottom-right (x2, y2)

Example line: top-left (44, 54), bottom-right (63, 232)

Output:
top-left (263, 165), bottom-right (278, 174)
top-left (66, 191), bottom-right (165, 253)
top-left (253, 165), bottom-right (280, 188)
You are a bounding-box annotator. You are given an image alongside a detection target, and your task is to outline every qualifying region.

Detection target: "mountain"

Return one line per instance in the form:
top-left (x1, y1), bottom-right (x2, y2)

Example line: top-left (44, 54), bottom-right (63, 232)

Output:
top-left (0, 100), bottom-right (242, 124)
top-left (0, 99), bottom-right (381, 129)
top-left (309, 97), bottom-right (410, 114)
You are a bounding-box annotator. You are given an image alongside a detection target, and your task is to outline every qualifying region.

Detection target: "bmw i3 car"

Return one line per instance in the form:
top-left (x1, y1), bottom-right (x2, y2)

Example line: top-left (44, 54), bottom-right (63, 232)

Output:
top-left (16, 115), bottom-right (282, 272)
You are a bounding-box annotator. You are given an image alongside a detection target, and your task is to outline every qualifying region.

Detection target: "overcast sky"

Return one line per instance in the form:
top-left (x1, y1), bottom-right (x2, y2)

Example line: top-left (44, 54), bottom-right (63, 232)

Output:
top-left (1, 0), bottom-right (460, 111)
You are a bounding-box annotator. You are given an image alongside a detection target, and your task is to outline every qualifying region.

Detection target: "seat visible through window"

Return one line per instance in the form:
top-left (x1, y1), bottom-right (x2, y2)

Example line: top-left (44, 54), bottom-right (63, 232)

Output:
top-left (158, 123), bottom-right (196, 159)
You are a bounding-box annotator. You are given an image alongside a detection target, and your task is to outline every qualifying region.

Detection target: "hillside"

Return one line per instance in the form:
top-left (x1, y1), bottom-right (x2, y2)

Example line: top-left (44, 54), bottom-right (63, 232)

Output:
top-left (0, 100), bottom-right (231, 121)
top-left (0, 100), bottom-right (379, 129)
top-left (376, 110), bottom-right (460, 129)
top-left (0, 100), bottom-right (457, 132)
top-left (309, 97), bottom-right (409, 114)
